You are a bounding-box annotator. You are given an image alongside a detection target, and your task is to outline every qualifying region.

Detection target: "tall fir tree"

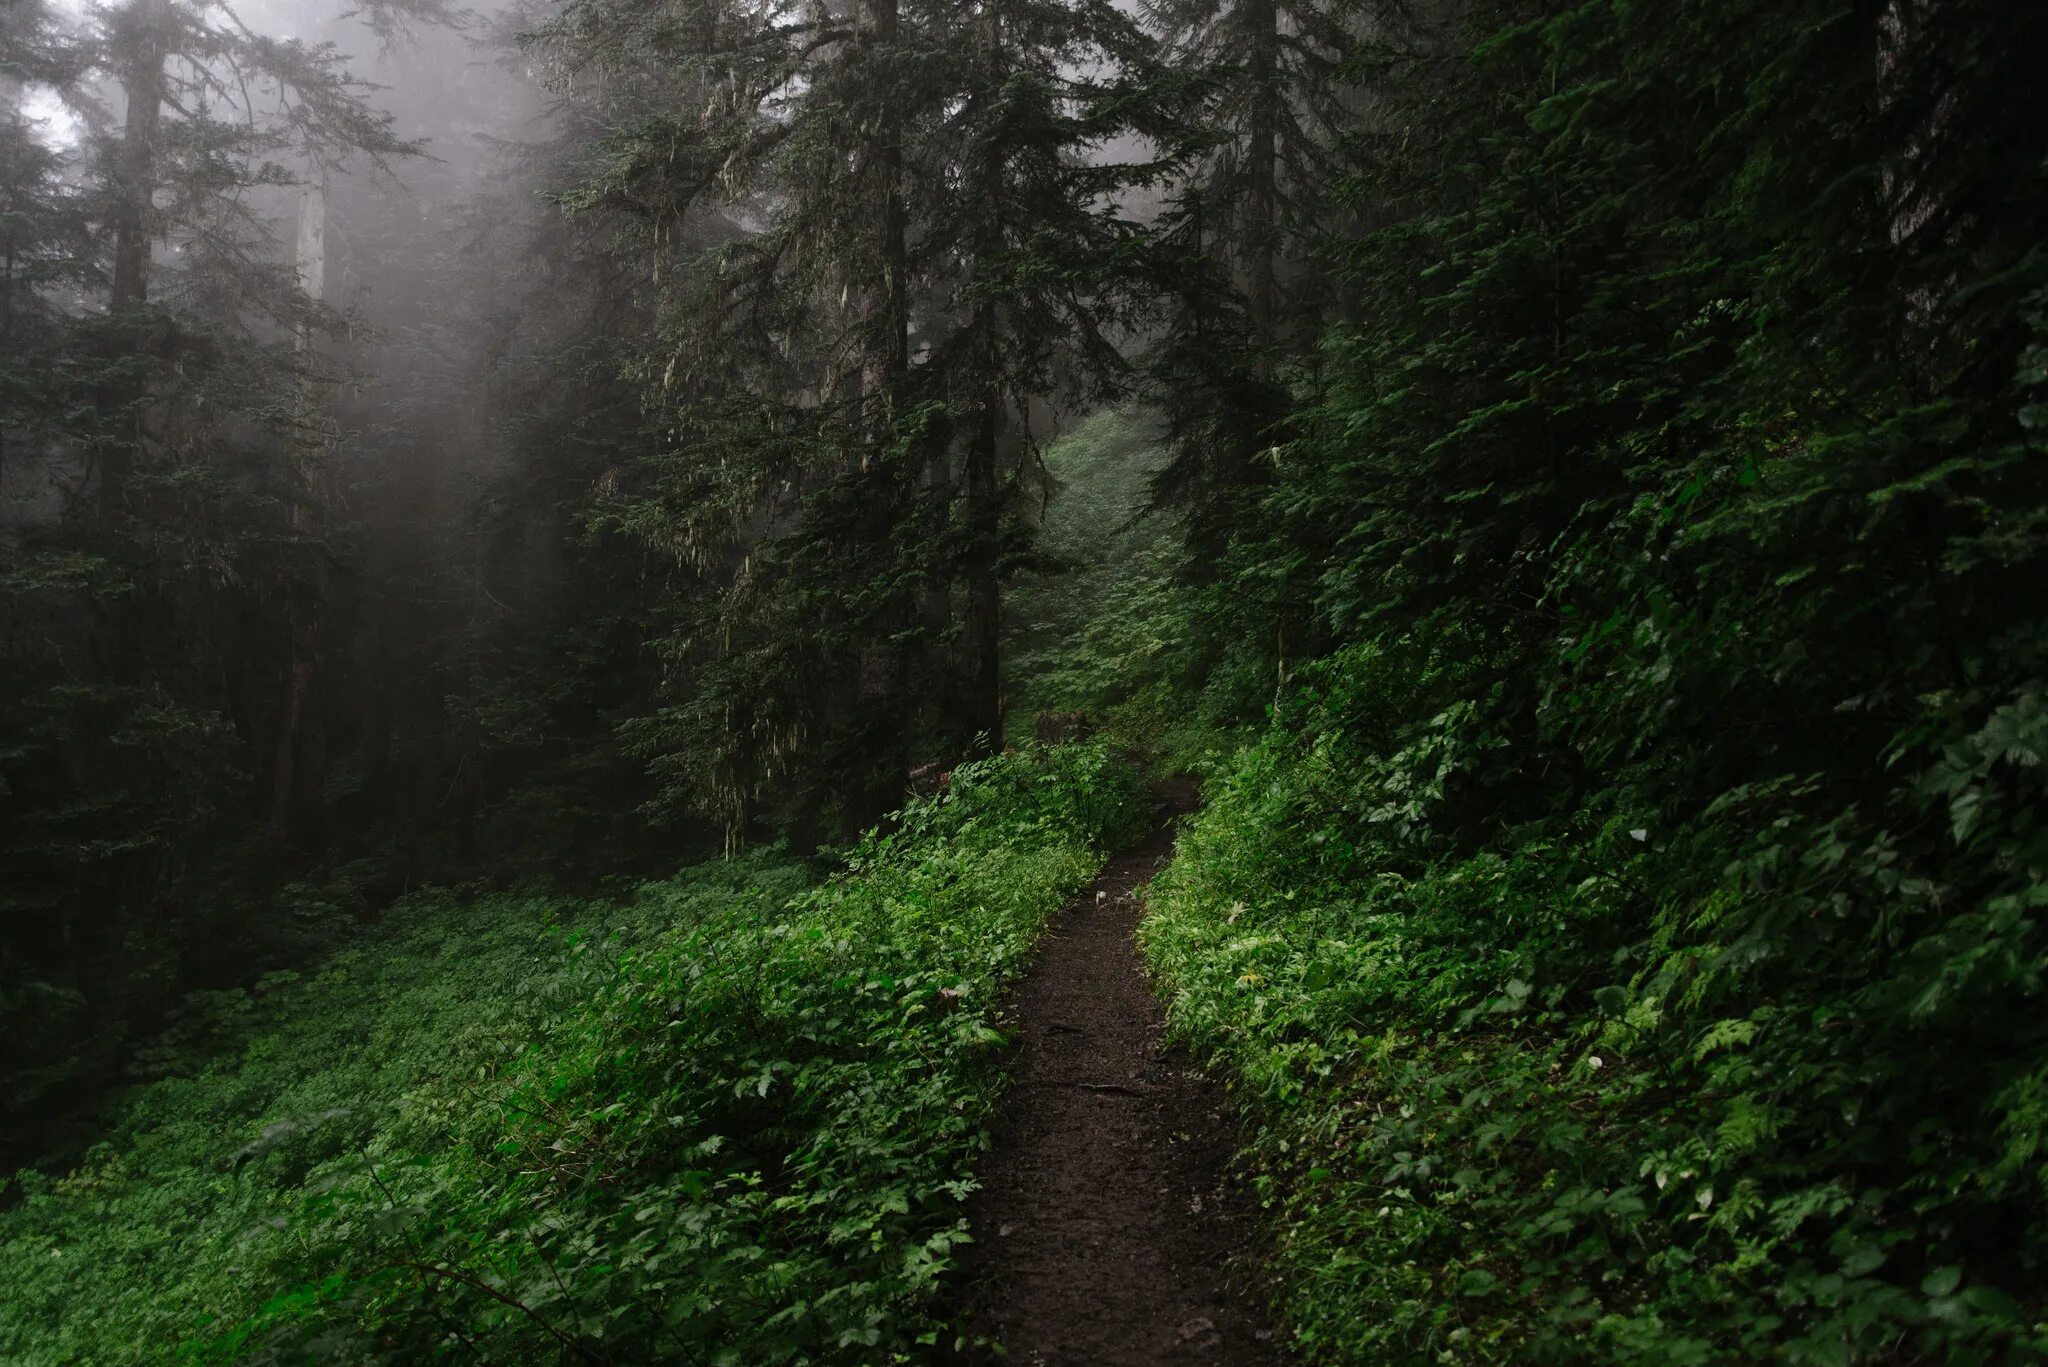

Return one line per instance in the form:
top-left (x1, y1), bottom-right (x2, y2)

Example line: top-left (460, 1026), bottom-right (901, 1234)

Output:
top-left (924, 0), bottom-right (1203, 749)
top-left (531, 0), bottom-right (1197, 842)
top-left (0, 0), bottom-right (455, 1156)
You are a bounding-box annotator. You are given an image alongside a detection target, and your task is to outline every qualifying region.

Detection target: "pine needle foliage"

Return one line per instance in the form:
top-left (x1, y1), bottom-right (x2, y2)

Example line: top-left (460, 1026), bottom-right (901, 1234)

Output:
top-left (1144, 0), bottom-right (2048, 1360)
top-left (0, 0), bottom-right (456, 1158)
top-left (528, 0), bottom-right (1200, 843)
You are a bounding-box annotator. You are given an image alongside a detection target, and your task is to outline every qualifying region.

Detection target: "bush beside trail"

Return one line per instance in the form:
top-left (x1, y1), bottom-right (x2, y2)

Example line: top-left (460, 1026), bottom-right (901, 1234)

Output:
top-left (1, 745), bottom-right (1145, 1365)
top-left (1144, 639), bottom-right (2048, 1364)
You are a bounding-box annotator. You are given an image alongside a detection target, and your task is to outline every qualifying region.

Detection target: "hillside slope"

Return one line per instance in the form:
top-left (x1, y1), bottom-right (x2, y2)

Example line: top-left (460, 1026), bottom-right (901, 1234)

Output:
top-left (0, 747), bottom-right (1144, 1364)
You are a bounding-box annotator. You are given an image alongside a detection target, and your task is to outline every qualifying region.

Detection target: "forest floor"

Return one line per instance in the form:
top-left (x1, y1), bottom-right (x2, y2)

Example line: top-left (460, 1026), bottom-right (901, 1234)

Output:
top-left (954, 783), bottom-right (1280, 1364)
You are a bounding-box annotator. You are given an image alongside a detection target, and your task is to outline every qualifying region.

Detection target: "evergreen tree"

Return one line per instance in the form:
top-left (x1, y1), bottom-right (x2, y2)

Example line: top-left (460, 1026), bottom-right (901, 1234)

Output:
top-left (403, 4), bottom-right (705, 873)
top-left (1136, 0), bottom-right (1387, 606)
top-left (1151, 1), bottom-right (2048, 1352)
top-left (0, 0), bottom-right (454, 1156)
top-left (522, 0), bottom-right (942, 841)
top-left (531, 0), bottom-right (1195, 841)
top-left (1142, 0), bottom-right (1364, 341)
top-left (923, 0), bottom-right (1201, 749)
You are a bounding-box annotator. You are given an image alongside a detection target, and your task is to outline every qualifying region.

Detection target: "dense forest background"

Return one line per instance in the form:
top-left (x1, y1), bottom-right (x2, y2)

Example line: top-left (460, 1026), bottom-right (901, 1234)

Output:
top-left (3, 0), bottom-right (2047, 1360)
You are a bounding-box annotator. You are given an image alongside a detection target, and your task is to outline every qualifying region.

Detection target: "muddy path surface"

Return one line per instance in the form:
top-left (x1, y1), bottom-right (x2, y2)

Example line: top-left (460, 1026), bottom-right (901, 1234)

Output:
top-left (953, 795), bottom-right (1280, 1366)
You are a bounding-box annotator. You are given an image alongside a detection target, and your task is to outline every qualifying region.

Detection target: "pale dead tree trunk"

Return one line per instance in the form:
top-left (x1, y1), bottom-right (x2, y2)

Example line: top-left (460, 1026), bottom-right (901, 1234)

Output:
top-left (1244, 0), bottom-right (1279, 338)
top-left (102, 0), bottom-right (173, 517)
top-left (270, 176), bottom-right (331, 856)
top-left (296, 177), bottom-right (327, 307)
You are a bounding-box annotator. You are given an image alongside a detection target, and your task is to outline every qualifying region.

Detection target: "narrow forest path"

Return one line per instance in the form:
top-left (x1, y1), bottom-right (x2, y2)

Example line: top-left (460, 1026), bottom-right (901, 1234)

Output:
top-left (954, 789), bottom-right (1280, 1365)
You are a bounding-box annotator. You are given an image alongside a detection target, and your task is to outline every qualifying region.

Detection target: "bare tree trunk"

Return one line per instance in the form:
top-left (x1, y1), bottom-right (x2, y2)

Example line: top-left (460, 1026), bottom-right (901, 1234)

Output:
top-left (102, 0), bottom-right (172, 517)
top-left (1244, 0), bottom-right (1279, 337)
top-left (270, 177), bottom-right (330, 857)
top-left (858, 0), bottom-right (910, 413)
top-left (959, 0), bottom-right (1006, 756)
top-left (108, 0), bottom-right (169, 313)
top-left (843, 0), bottom-right (916, 831)
top-left (2, 208), bottom-right (14, 488)
top-left (961, 393), bottom-right (1003, 752)
top-left (1, 75), bottom-right (18, 485)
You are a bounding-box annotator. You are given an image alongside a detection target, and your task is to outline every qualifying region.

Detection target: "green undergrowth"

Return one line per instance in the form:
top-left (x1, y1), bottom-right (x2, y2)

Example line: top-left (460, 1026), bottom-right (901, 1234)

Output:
top-left (1, 743), bottom-right (1144, 1364)
top-left (1001, 407), bottom-right (1254, 776)
top-left (1143, 641), bottom-right (2048, 1365)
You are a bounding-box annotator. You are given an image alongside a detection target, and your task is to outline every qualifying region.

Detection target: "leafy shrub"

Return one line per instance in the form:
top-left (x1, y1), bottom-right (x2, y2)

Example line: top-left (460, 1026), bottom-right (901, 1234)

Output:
top-left (0, 744), bottom-right (1143, 1364)
top-left (1142, 0), bottom-right (2048, 1360)
top-left (1145, 633), bottom-right (2048, 1364)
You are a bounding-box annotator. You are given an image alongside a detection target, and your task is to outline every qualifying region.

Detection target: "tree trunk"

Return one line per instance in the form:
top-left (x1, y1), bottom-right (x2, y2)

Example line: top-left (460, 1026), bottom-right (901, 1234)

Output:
top-left (102, 0), bottom-right (172, 517)
top-left (843, 0), bottom-right (917, 831)
top-left (269, 601), bottom-right (327, 856)
top-left (1, 72), bottom-right (19, 484)
top-left (859, 0), bottom-right (910, 412)
top-left (109, 0), bottom-right (170, 313)
top-left (269, 177), bottom-right (330, 857)
top-left (958, 0), bottom-right (1006, 755)
top-left (961, 392), bottom-right (1003, 753)
top-left (2, 209), bottom-right (14, 488)
top-left (1244, 0), bottom-right (1279, 337)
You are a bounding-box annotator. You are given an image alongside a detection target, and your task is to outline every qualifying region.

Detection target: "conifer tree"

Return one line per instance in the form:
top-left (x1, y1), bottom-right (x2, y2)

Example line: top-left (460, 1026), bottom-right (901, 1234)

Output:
top-left (1135, 0), bottom-right (1377, 610)
top-left (0, 0), bottom-right (454, 1149)
top-left (1142, 0), bottom-right (1361, 341)
top-left (534, 0), bottom-right (1195, 839)
top-left (526, 0), bottom-right (943, 838)
top-left (925, 0), bottom-right (1202, 750)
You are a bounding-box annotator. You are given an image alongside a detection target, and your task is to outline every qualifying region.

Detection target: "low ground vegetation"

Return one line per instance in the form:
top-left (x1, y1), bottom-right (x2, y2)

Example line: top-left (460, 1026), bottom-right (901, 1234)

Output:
top-left (1144, 636), bottom-right (2048, 1364)
top-left (1, 745), bottom-right (1143, 1364)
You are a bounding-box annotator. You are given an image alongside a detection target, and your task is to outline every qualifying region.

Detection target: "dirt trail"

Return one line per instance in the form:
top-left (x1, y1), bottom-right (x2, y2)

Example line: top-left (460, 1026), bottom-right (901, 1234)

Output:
top-left (954, 796), bottom-right (1279, 1365)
